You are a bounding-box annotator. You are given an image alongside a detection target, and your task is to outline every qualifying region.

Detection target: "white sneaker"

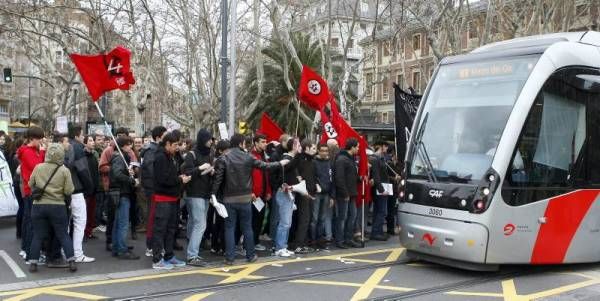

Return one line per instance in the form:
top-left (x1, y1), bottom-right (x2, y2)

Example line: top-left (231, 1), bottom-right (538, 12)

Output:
top-left (275, 249), bottom-right (292, 257)
top-left (19, 250), bottom-right (26, 259)
top-left (26, 255), bottom-right (46, 265)
top-left (255, 244), bottom-right (267, 251)
top-left (75, 255), bottom-right (96, 263)
top-left (145, 249), bottom-right (153, 257)
top-left (94, 225), bottom-right (107, 233)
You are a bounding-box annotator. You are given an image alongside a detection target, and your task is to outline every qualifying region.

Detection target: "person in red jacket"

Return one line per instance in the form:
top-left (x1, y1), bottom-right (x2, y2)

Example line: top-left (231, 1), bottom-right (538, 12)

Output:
top-left (250, 134), bottom-right (272, 251)
top-left (17, 127), bottom-right (46, 261)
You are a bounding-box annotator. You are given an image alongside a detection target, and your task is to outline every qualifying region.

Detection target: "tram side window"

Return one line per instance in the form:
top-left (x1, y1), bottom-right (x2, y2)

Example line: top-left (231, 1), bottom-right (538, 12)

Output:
top-left (503, 68), bottom-right (600, 206)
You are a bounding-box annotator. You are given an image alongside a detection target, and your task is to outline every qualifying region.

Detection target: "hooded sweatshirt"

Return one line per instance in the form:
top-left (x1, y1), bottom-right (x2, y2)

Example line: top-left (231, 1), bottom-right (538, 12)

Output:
top-left (29, 143), bottom-right (74, 206)
top-left (17, 144), bottom-right (46, 197)
top-left (182, 129), bottom-right (213, 199)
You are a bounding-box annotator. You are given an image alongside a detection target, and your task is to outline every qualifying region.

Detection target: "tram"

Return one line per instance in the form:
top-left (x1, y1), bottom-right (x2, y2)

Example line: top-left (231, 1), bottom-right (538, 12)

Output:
top-left (398, 31), bottom-right (600, 271)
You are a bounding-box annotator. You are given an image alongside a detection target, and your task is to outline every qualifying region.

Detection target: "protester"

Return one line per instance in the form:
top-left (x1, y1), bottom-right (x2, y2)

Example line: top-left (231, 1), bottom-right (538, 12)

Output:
top-left (311, 143), bottom-right (334, 249)
top-left (273, 137), bottom-right (301, 257)
top-left (211, 133), bottom-right (289, 265)
top-left (292, 139), bottom-right (318, 254)
top-left (17, 126), bottom-right (46, 262)
top-left (140, 126), bottom-right (167, 257)
top-left (106, 136), bottom-right (139, 260)
top-left (181, 129), bottom-right (213, 267)
top-left (207, 140), bottom-right (230, 256)
top-left (250, 134), bottom-right (271, 252)
top-left (151, 131), bottom-right (190, 269)
top-left (83, 136), bottom-right (100, 240)
top-left (11, 137), bottom-right (25, 239)
top-left (28, 143), bottom-right (76, 273)
top-left (334, 138), bottom-right (361, 249)
top-left (370, 142), bottom-right (391, 241)
top-left (66, 125), bottom-right (95, 263)
top-left (93, 133), bottom-right (107, 233)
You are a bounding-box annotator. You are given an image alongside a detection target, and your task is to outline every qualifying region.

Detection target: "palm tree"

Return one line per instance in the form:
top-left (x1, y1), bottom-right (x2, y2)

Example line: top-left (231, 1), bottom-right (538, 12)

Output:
top-left (240, 32), bottom-right (351, 137)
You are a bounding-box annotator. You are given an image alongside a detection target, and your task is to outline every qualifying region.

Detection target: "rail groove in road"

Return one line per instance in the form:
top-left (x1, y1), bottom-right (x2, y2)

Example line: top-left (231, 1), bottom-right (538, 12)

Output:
top-left (110, 256), bottom-right (409, 300)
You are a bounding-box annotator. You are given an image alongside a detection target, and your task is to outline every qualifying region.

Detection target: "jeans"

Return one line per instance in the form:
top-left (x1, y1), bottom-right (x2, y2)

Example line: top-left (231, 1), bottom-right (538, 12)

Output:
top-left (274, 190), bottom-right (295, 251)
top-left (334, 197), bottom-right (357, 244)
top-left (207, 204), bottom-right (225, 252)
top-left (21, 196), bottom-right (33, 257)
top-left (186, 197), bottom-right (208, 259)
top-left (15, 182), bottom-right (23, 238)
top-left (293, 195), bottom-right (312, 247)
top-left (105, 191), bottom-right (119, 244)
top-left (95, 191), bottom-right (106, 226)
top-left (152, 202), bottom-right (178, 263)
top-left (30, 204), bottom-right (74, 262)
top-left (223, 202), bottom-right (255, 261)
top-left (112, 196), bottom-right (131, 255)
top-left (269, 195), bottom-right (279, 242)
top-left (252, 198), bottom-right (266, 245)
top-left (371, 195), bottom-right (388, 237)
top-left (71, 193), bottom-right (87, 258)
top-left (84, 195), bottom-right (96, 237)
top-left (145, 190), bottom-right (155, 249)
top-left (310, 193), bottom-right (333, 241)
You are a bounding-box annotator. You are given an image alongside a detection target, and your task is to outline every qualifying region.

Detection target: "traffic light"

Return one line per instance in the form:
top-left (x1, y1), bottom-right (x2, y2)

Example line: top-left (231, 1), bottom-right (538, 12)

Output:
top-left (238, 121), bottom-right (248, 134)
top-left (3, 68), bottom-right (11, 83)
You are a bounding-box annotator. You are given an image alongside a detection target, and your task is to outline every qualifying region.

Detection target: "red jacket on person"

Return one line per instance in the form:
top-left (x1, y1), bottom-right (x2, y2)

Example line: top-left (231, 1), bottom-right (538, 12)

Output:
top-left (251, 149), bottom-right (272, 199)
top-left (17, 145), bottom-right (46, 197)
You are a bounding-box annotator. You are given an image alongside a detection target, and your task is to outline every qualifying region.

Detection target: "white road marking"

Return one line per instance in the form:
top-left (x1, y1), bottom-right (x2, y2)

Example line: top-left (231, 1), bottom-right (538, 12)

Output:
top-left (0, 250), bottom-right (26, 278)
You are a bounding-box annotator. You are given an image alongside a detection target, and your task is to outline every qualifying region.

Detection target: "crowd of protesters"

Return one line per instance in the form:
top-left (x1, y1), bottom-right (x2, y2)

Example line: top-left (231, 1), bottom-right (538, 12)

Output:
top-left (4, 124), bottom-right (401, 273)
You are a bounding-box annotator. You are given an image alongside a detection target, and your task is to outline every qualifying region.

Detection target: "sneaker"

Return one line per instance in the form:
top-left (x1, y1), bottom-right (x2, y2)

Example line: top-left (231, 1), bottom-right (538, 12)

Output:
top-left (275, 249), bottom-right (293, 257)
top-left (152, 259), bottom-right (174, 270)
top-left (255, 244), bottom-right (267, 251)
top-left (247, 254), bottom-right (258, 263)
top-left (75, 255), bottom-right (96, 263)
top-left (236, 248), bottom-right (246, 257)
top-left (145, 249), bottom-right (153, 257)
top-left (19, 250), bottom-right (26, 259)
top-left (118, 252), bottom-right (140, 260)
top-left (94, 225), bottom-right (106, 233)
top-left (187, 257), bottom-right (208, 267)
top-left (294, 247), bottom-right (309, 254)
top-left (167, 257), bottom-right (186, 267)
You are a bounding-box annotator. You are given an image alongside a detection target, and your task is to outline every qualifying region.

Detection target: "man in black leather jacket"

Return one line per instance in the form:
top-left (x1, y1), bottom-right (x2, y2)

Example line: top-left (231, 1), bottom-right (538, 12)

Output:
top-left (211, 133), bottom-right (289, 265)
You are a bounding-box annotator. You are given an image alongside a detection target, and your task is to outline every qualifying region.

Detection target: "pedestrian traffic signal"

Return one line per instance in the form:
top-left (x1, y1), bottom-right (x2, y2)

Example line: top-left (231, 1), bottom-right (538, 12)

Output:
top-left (3, 68), bottom-right (11, 83)
top-left (239, 121), bottom-right (248, 134)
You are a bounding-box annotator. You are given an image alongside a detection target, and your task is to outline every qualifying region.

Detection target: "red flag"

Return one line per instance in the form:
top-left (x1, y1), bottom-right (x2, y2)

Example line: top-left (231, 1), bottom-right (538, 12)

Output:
top-left (70, 46), bottom-right (135, 101)
top-left (257, 113), bottom-right (284, 143)
top-left (298, 65), bottom-right (330, 111)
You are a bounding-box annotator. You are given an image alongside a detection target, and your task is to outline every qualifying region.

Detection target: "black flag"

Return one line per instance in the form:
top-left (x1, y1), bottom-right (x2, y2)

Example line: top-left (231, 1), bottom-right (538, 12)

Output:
top-left (394, 83), bottom-right (421, 162)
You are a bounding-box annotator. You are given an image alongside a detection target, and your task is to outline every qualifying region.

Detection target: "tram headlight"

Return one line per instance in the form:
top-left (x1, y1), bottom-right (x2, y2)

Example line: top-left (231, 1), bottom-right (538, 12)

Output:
top-left (482, 188), bottom-right (490, 196)
top-left (475, 200), bottom-right (485, 210)
top-left (400, 179), bottom-right (406, 187)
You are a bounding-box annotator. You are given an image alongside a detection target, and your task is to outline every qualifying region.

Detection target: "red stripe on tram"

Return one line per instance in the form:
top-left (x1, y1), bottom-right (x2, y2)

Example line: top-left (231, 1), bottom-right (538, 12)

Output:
top-left (530, 190), bottom-right (600, 264)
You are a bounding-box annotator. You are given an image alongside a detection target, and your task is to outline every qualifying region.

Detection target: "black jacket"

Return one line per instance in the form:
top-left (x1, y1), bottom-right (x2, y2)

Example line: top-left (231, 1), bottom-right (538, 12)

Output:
top-left (153, 146), bottom-right (183, 198)
top-left (268, 144), bottom-right (285, 190)
top-left (140, 142), bottom-right (159, 193)
top-left (85, 149), bottom-right (100, 194)
top-left (211, 148), bottom-right (281, 203)
top-left (369, 153), bottom-right (390, 194)
top-left (314, 157), bottom-right (333, 196)
top-left (282, 153), bottom-right (301, 186)
top-left (109, 152), bottom-right (135, 196)
top-left (66, 140), bottom-right (94, 195)
top-left (334, 150), bottom-right (358, 200)
top-left (182, 150), bottom-right (213, 199)
top-left (297, 153), bottom-right (317, 195)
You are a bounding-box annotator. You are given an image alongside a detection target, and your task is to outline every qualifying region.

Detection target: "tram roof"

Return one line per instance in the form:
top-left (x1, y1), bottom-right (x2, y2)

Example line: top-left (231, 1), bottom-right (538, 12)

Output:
top-left (440, 31), bottom-right (600, 66)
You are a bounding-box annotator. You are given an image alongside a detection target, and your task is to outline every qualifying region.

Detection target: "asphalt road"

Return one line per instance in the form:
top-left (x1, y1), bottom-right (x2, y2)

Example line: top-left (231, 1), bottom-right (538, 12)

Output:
top-left (2, 216), bottom-right (600, 300)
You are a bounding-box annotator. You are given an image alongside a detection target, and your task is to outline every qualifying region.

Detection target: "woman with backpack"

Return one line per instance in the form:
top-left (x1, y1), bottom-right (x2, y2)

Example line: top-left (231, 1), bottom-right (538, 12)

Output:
top-left (28, 143), bottom-right (76, 273)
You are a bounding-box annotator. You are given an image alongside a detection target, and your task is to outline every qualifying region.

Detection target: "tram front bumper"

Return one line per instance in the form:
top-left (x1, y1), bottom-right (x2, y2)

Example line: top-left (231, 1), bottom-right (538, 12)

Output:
top-left (399, 212), bottom-right (489, 264)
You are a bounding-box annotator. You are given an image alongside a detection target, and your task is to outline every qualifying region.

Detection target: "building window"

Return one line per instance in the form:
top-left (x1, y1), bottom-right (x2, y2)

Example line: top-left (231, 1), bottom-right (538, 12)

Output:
top-left (0, 104), bottom-right (7, 113)
top-left (383, 79), bottom-right (389, 98)
top-left (383, 41), bottom-right (390, 56)
top-left (360, 23), bottom-right (367, 30)
top-left (468, 21), bottom-right (477, 39)
top-left (412, 70), bottom-right (421, 93)
top-left (348, 39), bottom-right (354, 48)
top-left (382, 112), bottom-right (389, 124)
top-left (365, 73), bottom-right (373, 97)
top-left (331, 38), bottom-right (339, 47)
top-left (396, 74), bottom-right (404, 88)
top-left (412, 34), bottom-right (421, 51)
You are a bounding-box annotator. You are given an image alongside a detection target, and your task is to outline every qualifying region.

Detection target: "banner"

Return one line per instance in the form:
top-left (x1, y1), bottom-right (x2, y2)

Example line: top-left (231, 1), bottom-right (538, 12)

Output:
top-left (393, 84), bottom-right (421, 161)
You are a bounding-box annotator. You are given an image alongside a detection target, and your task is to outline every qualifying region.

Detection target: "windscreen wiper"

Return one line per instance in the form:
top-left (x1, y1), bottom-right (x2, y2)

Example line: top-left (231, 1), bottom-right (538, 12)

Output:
top-left (412, 113), bottom-right (437, 183)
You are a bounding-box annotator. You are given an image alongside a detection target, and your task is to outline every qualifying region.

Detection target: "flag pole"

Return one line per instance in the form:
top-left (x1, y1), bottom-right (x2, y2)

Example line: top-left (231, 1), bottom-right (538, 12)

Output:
top-left (94, 100), bottom-right (128, 167)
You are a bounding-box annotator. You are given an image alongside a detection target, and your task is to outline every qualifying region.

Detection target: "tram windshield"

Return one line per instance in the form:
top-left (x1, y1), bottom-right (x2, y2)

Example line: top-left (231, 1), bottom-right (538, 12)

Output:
top-left (409, 55), bottom-right (540, 183)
